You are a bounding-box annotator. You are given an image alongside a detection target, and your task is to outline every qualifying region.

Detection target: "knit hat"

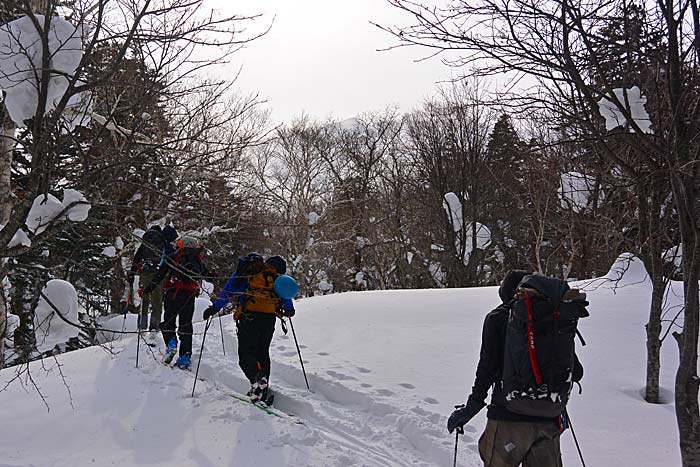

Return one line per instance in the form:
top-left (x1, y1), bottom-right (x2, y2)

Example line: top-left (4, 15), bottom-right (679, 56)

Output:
top-left (265, 255), bottom-right (287, 275)
top-left (498, 270), bottom-right (529, 303)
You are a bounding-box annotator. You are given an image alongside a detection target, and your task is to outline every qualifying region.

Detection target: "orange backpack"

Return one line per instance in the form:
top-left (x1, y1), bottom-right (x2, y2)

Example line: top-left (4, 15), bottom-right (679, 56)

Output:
top-left (234, 262), bottom-right (282, 319)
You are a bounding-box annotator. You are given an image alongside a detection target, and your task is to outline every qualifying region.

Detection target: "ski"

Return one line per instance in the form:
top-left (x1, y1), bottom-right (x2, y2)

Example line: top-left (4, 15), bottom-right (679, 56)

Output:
top-left (227, 392), bottom-right (302, 424)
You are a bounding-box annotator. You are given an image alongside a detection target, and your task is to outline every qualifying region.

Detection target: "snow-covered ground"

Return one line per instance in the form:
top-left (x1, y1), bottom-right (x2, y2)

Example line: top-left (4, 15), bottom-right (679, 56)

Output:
top-left (0, 265), bottom-right (681, 466)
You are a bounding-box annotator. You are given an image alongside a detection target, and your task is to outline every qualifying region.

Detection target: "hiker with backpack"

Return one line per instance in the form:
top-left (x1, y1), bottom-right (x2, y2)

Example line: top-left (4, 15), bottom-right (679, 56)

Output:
top-left (202, 253), bottom-right (295, 404)
top-left (130, 225), bottom-right (178, 331)
top-left (139, 235), bottom-right (208, 369)
top-left (447, 270), bottom-right (588, 467)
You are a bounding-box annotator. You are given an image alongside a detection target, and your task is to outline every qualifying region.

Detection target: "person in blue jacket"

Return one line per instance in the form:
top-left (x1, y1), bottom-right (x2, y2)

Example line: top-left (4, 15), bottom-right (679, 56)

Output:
top-left (203, 253), bottom-right (294, 403)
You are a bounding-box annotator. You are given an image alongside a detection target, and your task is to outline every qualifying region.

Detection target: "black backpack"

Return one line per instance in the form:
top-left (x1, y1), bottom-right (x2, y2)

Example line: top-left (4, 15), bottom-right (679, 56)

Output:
top-left (140, 228), bottom-right (166, 269)
top-left (170, 247), bottom-right (205, 285)
top-left (501, 274), bottom-right (589, 418)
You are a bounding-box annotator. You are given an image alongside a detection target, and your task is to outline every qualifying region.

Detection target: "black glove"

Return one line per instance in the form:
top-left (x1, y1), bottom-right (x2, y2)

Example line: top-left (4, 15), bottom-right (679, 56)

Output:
top-left (282, 307), bottom-right (295, 317)
top-left (203, 305), bottom-right (218, 320)
top-left (447, 395), bottom-right (486, 434)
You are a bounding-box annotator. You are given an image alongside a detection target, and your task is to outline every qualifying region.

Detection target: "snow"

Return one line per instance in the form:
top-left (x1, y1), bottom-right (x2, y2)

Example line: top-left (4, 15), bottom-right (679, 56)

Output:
top-left (0, 265), bottom-right (682, 466)
top-left (308, 211), bottom-right (320, 225)
top-left (597, 86), bottom-right (652, 134)
top-left (25, 189), bottom-right (91, 235)
top-left (7, 228), bottom-right (31, 248)
top-left (593, 252), bottom-right (651, 287)
top-left (5, 312), bottom-right (20, 337)
top-left (102, 246), bottom-right (117, 257)
top-left (461, 222), bottom-right (491, 263)
top-left (442, 192), bottom-right (463, 232)
top-left (339, 117), bottom-right (362, 132)
top-left (115, 236), bottom-right (125, 250)
top-left (318, 279), bottom-right (333, 293)
top-left (34, 279), bottom-right (80, 352)
top-left (559, 171), bottom-right (601, 213)
top-left (25, 193), bottom-right (64, 235)
top-left (663, 244), bottom-right (682, 269)
top-left (0, 15), bottom-right (84, 126)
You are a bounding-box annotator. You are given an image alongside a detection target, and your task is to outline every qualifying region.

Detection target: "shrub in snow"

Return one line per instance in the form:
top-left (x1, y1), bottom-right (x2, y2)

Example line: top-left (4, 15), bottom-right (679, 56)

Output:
top-left (34, 279), bottom-right (80, 352)
top-left (0, 15), bottom-right (84, 126)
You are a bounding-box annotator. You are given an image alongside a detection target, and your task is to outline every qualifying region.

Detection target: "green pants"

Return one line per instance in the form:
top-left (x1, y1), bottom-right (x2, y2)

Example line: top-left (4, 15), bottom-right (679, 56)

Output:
top-left (139, 271), bottom-right (163, 330)
top-left (478, 419), bottom-right (563, 467)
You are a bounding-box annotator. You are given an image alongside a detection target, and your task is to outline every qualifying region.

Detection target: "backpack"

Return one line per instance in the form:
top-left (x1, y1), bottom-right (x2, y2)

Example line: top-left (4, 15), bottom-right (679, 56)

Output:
top-left (501, 274), bottom-right (589, 418)
top-left (234, 254), bottom-right (284, 319)
top-left (165, 237), bottom-right (206, 294)
top-left (140, 228), bottom-right (166, 270)
top-left (169, 247), bottom-right (205, 285)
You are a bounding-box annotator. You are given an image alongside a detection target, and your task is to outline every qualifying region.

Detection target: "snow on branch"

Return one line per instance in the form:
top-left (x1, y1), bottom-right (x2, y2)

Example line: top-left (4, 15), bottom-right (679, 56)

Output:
top-left (25, 189), bottom-right (91, 236)
top-left (597, 86), bottom-right (652, 134)
top-left (0, 15), bottom-right (84, 127)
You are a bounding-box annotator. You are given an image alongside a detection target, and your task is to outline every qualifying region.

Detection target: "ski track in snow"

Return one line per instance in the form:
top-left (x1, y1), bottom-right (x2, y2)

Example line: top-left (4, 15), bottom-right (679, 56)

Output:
top-left (191, 319), bottom-right (459, 467)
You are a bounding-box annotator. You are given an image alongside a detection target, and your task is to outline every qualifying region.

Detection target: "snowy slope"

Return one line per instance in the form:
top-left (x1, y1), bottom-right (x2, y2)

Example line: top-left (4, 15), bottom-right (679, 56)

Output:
top-left (0, 272), bottom-right (681, 466)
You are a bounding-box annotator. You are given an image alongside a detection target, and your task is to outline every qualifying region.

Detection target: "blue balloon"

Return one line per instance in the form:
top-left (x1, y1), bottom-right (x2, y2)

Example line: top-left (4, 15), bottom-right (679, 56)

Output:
top-left (274, 275), bottom-right (299, 299)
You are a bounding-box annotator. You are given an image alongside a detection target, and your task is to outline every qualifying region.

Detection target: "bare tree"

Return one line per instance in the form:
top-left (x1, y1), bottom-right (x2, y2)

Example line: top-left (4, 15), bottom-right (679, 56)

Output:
top-left (0, 0), bottom-right (268, 365)
top-left (380, 0), bottom-right (700, 463)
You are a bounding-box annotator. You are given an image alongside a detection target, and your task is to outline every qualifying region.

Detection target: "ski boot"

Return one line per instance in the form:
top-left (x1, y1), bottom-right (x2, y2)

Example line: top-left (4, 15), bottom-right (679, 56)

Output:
top-left (248, 376), bottom-right (269, 404)
top-left (175, 353), bottom-right (191, 370)
top-left (163, 338), bottom-right (177, 365)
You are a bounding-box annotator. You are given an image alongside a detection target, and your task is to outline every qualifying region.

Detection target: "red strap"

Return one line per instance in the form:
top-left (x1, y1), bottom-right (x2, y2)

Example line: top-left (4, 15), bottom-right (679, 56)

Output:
top-left (525, 294), bottom-right (543, 386)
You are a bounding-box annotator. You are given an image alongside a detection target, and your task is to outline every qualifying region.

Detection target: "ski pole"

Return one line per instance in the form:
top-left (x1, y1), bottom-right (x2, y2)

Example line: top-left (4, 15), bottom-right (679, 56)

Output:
top-left (288, 317), bottom-right (310, 391)
top-left (565, 409), bottom-right (586, 467)
top-left (192, 317), bottom-right (213, 398)
top-left (120, 312), bottom-right (127, 341)
top-left (135, 328), bottom-right (141, 368)
top-left (218, 314), bottom-right (226, 356)
top-left (453, 430), bottom-right (460, 467)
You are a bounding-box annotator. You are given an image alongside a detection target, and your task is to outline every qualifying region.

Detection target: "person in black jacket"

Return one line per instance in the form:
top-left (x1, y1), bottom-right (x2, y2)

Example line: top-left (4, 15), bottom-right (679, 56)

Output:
top-left (447, 270), bottom-right (566, 467)
top-left (140, 235), bottom-right (207, 369)
top-left (130, 225), bottom-right (178, 330)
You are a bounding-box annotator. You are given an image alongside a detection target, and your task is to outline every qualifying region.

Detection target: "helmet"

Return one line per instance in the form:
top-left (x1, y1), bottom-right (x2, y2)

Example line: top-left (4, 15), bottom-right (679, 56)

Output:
top-left (176, 236), bottom-right (200, 249)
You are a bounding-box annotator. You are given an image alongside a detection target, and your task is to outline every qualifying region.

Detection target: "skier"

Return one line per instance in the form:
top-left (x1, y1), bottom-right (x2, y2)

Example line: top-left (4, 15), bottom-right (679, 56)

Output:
top-left (130, 225), bottom-right (178, 330)
top-left (447, 270), bottom-right (586, 467)
top-left (139, 235), bottom-right (207, 369)
top-left (203, 253), bottom-right (295, 403)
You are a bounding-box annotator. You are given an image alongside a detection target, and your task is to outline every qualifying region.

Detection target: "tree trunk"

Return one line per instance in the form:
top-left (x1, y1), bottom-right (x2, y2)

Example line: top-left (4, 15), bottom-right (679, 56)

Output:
top-left (0, 102), bottom-right (16, 367)
top-left (639, 179), bottom-right (666, 403)
top-left (672, 182), bottom-right (700, 467)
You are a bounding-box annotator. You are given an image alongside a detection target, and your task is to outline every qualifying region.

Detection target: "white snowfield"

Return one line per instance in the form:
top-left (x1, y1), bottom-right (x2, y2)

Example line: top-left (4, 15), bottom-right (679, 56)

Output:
top-left (0, 261), bottom-right (681, 466)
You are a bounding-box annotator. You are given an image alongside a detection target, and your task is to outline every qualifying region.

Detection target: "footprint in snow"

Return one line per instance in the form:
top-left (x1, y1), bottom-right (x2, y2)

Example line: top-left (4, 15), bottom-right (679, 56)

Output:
top-left (318, 352), bottom-right (330, 356)
top-left (282, 351), bottom-right (297, 357)
top-left (276, 345), bottom-right (286, 350)
top-left (326, 370), bottom-right (357, 381)
top-left (423, 397), bottom-right (439, 405)
top-left (298, 344), bottom-right (308, 349)
top-left (376, 389), bottom-right (395, 396)
top-left (399, 383), bottom-right (415, 390)
top-left (360, 383), bottom-right (372, 388)
top-left (356, 367), bottom-right (371, 373)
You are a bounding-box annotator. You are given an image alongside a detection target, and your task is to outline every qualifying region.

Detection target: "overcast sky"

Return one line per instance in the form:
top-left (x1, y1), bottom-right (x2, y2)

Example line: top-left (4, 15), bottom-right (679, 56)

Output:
top-left (211, 0), bottom-right (455, 124)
